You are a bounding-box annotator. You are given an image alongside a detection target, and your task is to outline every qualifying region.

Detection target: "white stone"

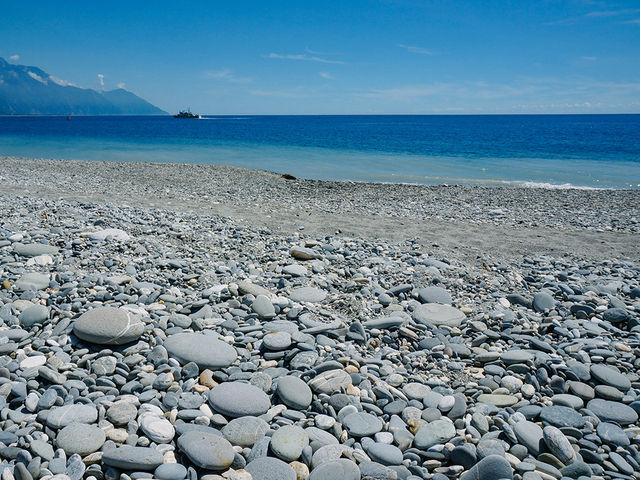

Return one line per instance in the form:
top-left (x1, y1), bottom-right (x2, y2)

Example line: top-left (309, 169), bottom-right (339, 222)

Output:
top-left (20, 355), bottom-right (47, 369)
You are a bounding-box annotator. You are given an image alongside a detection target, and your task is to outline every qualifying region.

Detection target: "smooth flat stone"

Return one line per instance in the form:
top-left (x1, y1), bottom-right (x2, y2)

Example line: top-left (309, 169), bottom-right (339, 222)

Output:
top-left (15, 273), bottom-right (50, 291)
top-left (539, 406), bottom-right (585, 429)
top-left (270, 425), bottom-right (309, 461)
top-left (513, 421), bottom-right (544, 456)
top-left (222, 416), bottom-right (269, 447)
top-left (154, 463), bottom-right (187, 480)
top-left (477, 394), bottom-right (518, 407)
top-left (597, 422), bottom-right (630, 447)
top-left (367, 443), bottom-right (404, 466)
top-left (590, 364), bottom-right (631, 392)
top-left (47, 404), bottom-right (98, 429)
top-left (308, 369), bottom-right (352, 394)
top-left (414, 419), bottom-right (456, 449)
top-left (543, 426), bottom-right (575, 464)
top-left (533, 292), bottom-right (555, 312)
top-left (245, 456), bottom-right (296, 480)
top-left (412, 303), bottom-right (465, 327)
top-left (164, 332), bottom-right (236, 369)
top-left (587, 399), bottom-right (638, 425)
top-left (209, 381), bottom-right (271, 418)
top-left (73, 306), bottom-right (144, 345)
top-left (342, 412), bottom-right (382, 437)
top-left (418, 286), bottom-right (452, 304)
top-left (277, 375), bottom-right (312, 410)
top-left (177, 430), bottom-right (234, 470)
top-left (460, 454), bottom-right (513, 480)
top-left (56, 423), bottom-right (106, 456)
top-left (309, 459), bottom-right (360, 480)
top-left (13, 243), bottom-right (58, 257)
top-left (18, 304), bottom-right (49, 327)
top-left (501, 350), bottom-right (534, 364)
top-left (89, 228), bottom-right (130, 241)
top-left (290, 287), bottom-right (327, 303)
top-left (102, 446), bottom-right (163, 471)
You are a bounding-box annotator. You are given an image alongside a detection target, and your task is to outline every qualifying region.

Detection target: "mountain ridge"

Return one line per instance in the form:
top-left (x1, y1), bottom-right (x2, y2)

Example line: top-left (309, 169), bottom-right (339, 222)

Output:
top-left (0, 57), bottom-right (167, 115)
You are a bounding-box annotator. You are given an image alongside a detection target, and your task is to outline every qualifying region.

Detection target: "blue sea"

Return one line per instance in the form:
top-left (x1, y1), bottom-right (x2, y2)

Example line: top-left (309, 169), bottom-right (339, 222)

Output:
top-left (1, 114), bottom-right (639, 189)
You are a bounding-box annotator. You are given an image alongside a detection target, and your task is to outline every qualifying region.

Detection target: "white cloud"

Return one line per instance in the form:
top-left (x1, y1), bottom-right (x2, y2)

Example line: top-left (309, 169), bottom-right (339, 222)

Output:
top-left (97, 73), bottom-right (104, 89)
top-left (586, 8), bottom-right (640, 17)
top-left (398, 44), bottom-right (433, 55)
top-left (117, 82), bottom-right (126, 89)
top-left (206, 68), bottom-right (251, 83)
top-left (264, 53), bottom-right (344, 64)
top-left (319, 72), bottom-right (334, 80)
top-left (249, 89), bottom-right (306, 98)
top-left (9, 54), bottom-right (19, 61)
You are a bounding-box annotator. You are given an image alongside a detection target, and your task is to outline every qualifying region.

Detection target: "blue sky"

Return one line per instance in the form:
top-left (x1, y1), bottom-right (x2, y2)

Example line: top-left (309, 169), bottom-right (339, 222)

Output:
top-left (1, 0), bottom-right (639, 114)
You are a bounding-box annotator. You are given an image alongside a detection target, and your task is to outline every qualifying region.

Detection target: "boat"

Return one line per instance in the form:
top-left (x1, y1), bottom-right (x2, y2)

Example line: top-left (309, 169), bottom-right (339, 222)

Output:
top-left (173, 109), bottom-right (200, 119)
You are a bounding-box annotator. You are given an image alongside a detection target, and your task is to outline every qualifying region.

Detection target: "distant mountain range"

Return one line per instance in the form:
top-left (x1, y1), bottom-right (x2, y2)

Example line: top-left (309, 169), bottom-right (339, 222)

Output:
top-left (0, 57), bottom-right (166, 115)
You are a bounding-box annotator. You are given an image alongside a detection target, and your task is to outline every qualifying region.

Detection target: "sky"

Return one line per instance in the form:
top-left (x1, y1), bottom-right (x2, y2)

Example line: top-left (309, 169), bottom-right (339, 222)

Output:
top-left (1, 0), bottom-right (639, 114)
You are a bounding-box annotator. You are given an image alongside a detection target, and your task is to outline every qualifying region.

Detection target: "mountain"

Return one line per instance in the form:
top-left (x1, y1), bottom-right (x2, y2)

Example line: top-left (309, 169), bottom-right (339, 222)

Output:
top-left (0, 57), bottom-right (166, 115)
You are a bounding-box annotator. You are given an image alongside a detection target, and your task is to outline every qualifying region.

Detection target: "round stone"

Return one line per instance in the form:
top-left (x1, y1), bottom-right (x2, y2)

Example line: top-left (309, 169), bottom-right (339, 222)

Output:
top-left (513, 421), bottom-right (543, 456)
top-left (13, 243), bottom-right (58, 257)
top-left (587, 399), bottom-right (638, 425)
top-left (543, 426), bottom-right (575, 464)
top-left (263, 331), bottom-right (292, 350)
top-left (308, 369), bottom-right (352, 394)
top-left (414, 419), bottom-right (456, 449)
top-left (56, 423), bottom-right (106, 456)
top-left (477, 394), bottom-right (518, 407)
top-left (154, 463), bottom-right (187, 480)
top-left (177, 430), bottom-right (235, 470)
top-left (308, 459), bottom-right (360, 480)
top-left (222, 416), bottom-right (269, 447)
top-left (277, 376), bottom-right (312, 410)
top-left (533, 292), bottom-right (555, 312)
top-left (15, 272), bottom-right (50, 291)
top-left (139, 414), bottom-right (175, 443)
top-left (164, 333), bottom-right (237, 369)
top-left (47, 404), bottom-right (98, 429)
top-left (540, 405), bottom-right (585, 428)
top-left (283, 264), bottom-right (308, 277)
top-left (342, 412), bottom-right (383, 437)
top-left (461, 454), bottom-right (513, 480)
top-left (107, 400), bottom-right (138, 425)
top-left (102, 446), bottom-right (163, 471)
top-left (270, 425), bottom-right (309, 461)
top-left (290, 287), bottom-right (327, 303)
top-left (209, 381), bottom-right (271, 418)
top-left (73, 307), bottom-right (144, 345)
top-left (418, 286), bottom-right (452, 304)
top-left (501, 350), bottom-right (534, 364)
top-left (412, 303), bottom-right (465, 327)
top-left (89, 228), bottom-right (130, 241)
top-left (245, 456), bottom-right (296, 480)
top-left (18, 305), bottom-right (49, 327)
top-left (367, 443), bottom-right (403, 466)
top-left (20, 355), bottom-right (47, 370)
top-left (252, 295), bottom-right (275, 318)
top-left (590, 364), bottom-right (631, 392)
top-left (597, 422), bottom-right (630, 447)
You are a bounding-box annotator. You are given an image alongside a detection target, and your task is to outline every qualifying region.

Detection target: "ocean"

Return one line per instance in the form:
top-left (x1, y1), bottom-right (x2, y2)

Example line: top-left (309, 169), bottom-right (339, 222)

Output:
top-left (0, 114), bottom-right (639, 189)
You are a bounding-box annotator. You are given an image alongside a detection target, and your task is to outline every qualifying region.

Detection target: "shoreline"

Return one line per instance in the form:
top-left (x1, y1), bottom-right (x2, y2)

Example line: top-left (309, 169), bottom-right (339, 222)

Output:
top-left (1, 156), bottom-right (638, 263)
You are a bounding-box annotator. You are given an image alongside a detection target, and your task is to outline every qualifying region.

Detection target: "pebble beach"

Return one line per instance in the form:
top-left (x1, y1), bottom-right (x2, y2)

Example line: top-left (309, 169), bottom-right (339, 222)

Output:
top-left (0, 156), bottom-right (639, 480)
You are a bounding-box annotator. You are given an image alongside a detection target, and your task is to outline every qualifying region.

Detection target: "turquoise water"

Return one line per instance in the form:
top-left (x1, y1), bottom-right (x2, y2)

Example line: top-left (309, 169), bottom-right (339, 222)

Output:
top-left (1, 115), bottom-right (639, 188)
